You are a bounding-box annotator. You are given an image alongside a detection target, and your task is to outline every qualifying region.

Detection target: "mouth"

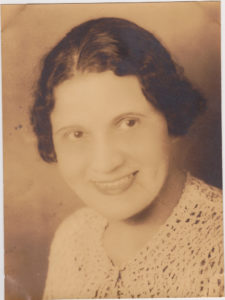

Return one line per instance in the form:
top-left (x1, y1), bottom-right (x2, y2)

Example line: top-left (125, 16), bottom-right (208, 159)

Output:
top-left (93, 171), bottom-right (139, 195)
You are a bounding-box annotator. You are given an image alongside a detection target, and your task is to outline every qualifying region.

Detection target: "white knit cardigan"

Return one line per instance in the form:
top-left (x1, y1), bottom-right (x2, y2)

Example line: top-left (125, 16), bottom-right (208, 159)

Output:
top-left (43, 174), bottom-right (224, 299)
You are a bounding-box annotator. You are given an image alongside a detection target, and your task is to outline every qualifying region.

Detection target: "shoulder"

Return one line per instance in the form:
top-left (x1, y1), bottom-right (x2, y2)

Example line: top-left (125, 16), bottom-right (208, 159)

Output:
top-left (176, 175), bottom-right (224, 296)
top-left (54, 206), bottom-right (100, 235)
top-left (181, 174), bottom-right (223, 265)
top-left (183, 174), bottom-right (223, 229)
top-left (45, 207), bottom-right (106, 285)
top-left (43, 207), bottom-right (106, 299)
top-left (50, 207), bottom-right (106, 253)
top-left (176, 174), bottom-right (223, 255)
top-left (183, 174), bottom-right (223, 220)
top-left (186, 174), bottom-right (222, 203)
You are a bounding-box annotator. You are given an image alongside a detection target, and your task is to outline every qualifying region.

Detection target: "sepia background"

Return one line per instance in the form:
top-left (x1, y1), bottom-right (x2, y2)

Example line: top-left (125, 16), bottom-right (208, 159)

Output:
top-left (2, 2), bottom-right (221, 300)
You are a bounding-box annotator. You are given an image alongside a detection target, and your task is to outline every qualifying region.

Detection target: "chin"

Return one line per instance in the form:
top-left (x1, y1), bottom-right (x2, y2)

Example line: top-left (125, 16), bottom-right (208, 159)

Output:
top-left (92, 200), bottom-right (154, 222)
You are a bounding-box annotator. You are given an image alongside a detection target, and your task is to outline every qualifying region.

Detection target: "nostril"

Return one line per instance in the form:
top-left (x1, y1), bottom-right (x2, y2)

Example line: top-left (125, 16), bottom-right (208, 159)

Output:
top-left (133, 170), bottom-right (139, 176)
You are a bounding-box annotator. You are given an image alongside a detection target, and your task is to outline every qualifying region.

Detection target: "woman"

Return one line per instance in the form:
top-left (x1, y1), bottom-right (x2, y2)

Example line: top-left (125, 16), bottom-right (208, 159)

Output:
top-left (31, 17), bottom-right (224, 298)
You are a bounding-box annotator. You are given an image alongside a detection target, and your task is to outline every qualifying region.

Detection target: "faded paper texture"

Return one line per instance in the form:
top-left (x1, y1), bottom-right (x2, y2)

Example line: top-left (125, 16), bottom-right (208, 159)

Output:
top-left (2, 2), bottom-right (221, 300)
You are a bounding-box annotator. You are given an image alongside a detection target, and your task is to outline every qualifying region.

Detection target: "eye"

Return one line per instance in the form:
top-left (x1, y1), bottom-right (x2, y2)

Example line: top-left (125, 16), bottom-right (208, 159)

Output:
top-left (126, 119), bottom-right (137, 127)
top-left (66, 130), bottom-right (84, 141)
top-left (119, 118), bottom-right (139, 129)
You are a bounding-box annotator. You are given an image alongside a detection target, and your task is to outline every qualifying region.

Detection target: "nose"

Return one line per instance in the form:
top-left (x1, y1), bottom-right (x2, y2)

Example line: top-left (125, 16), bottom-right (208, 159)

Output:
top-left (89, 135), bottom-right (125, 175)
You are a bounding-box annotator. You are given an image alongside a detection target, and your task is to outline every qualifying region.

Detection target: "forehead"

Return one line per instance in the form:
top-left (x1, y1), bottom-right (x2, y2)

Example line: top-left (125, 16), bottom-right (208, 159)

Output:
top-left (55, 71), bottom-right (141, 95)
top-left (53, 71), bottom-right (151, 111)
top-left (51, 71), bottom-right (160, 130)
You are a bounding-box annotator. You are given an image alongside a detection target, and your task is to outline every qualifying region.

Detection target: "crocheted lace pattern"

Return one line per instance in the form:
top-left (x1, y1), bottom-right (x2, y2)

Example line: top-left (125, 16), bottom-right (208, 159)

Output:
top-left (43, 174), bottom-right (224, 299)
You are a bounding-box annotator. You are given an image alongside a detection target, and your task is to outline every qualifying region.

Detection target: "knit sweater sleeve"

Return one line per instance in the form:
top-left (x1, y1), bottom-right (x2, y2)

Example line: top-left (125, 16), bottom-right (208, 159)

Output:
top-left (42, 208), bottom-right (90, 300)
top-left (206, 187), bottom-right (224, 296)
top-left (191, 180), bottom-right (224, 297)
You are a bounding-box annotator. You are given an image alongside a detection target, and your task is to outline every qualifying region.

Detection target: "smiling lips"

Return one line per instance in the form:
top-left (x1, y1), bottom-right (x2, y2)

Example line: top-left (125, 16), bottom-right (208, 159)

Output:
top-left (93, 171), bottom-right (138, 195)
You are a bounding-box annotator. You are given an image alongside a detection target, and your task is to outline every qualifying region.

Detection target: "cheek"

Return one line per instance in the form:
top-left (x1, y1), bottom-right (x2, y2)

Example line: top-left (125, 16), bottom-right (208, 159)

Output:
top-left (128, 127), bottom-right (171, 166)
top-left (55, 145), bottom-right (89, 185)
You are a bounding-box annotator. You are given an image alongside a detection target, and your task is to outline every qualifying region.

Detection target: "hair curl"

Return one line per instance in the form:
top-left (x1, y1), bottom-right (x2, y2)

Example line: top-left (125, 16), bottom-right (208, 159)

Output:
top-left (31, 17), bottom-right (206, 163)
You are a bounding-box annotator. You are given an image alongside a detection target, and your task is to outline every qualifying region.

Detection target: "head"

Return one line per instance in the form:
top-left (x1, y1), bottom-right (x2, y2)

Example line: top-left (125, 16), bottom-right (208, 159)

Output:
top-left (31, 17), bottom-right (206, 220)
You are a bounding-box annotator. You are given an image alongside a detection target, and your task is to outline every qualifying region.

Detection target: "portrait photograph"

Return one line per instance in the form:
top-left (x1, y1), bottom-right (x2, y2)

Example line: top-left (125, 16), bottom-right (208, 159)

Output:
top-left (1, 1), bottom-right (224, 299)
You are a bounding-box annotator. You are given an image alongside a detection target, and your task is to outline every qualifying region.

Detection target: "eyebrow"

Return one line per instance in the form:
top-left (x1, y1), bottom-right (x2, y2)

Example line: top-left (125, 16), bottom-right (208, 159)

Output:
top-left (54, 125), bottom-right (82, 135)
top-left (54, 112), bottom-right (147, 135)
top-left (113, 112), bottom-right (147, 123)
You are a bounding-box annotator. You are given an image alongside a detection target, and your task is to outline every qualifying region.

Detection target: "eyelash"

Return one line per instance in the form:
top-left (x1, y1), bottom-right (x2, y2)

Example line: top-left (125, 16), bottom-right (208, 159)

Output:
top-left (118, 117), bottom-right (139, 129)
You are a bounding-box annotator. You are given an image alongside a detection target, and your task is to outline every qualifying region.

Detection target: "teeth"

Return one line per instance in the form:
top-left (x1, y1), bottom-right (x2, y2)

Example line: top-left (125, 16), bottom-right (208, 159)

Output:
top-left (97, 174), bottom-right (132, 188)
top-left (93, 172), bottom-right (137, 195)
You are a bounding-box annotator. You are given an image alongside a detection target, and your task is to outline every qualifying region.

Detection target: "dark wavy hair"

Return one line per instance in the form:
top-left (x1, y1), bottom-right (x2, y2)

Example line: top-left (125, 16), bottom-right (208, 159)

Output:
top-left (31, 17), bottom-right (206, 163)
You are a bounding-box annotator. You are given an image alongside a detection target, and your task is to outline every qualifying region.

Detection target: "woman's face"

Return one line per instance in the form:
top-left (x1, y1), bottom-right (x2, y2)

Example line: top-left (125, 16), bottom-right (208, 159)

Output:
top-left (51, 71), bottom-right (173, 221)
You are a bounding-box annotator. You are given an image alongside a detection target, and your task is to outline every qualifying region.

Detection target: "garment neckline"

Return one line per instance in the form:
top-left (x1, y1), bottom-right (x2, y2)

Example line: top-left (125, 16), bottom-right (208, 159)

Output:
top-left (98, 171), bottom-right (192, 271)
